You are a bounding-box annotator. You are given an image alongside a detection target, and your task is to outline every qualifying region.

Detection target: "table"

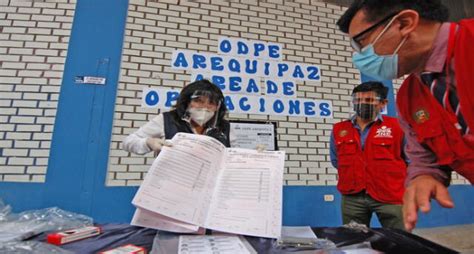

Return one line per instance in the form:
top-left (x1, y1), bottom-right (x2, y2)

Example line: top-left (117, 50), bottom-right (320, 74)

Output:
top-left (33, 224), bottom-right (458, 253)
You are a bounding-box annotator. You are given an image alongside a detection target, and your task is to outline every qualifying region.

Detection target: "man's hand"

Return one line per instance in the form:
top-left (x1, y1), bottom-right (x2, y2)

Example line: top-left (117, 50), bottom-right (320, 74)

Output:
top-left (403, 175), bottom-right (454, 232)
top-left (146, 138), bottom-right (172, 153)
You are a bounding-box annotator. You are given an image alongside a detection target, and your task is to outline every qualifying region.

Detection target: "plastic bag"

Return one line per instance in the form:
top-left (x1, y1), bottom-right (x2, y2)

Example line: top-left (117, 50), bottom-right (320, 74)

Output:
top-left (0, 241), bottom-right (73, 254)
top-left (0, 199), bottom-right (13, 222)
top-left (275, 226), bottom-right (337, 251)
top-left (342, 220), bottom-right (370, 233)
top-left (0, 199), bottom-right (93, 242)
top-left (273, 238), bottom-right (337, 252)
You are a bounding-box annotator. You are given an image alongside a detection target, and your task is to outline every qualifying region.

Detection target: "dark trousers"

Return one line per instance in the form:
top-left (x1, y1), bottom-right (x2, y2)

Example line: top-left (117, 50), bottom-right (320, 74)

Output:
top-left (341, 192), bottom-right (404, 230)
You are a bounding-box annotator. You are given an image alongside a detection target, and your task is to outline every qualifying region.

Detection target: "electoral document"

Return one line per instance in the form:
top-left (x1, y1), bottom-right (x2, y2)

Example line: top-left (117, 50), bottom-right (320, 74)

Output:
top-left (131, 132), bottom-right (284, 238)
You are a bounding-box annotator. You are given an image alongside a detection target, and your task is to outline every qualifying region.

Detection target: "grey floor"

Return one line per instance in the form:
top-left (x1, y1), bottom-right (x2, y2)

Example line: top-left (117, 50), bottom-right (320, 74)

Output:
top-left (413, 224), bottom-right (474, 253)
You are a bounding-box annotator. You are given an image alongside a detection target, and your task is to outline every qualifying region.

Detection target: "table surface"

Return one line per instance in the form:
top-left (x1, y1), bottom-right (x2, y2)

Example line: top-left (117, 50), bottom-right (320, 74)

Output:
top-left (33, 224), bottom-right (458, 254)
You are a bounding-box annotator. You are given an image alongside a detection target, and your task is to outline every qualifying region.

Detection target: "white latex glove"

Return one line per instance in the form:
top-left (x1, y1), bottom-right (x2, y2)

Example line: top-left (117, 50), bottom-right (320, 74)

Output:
top-left (146, 138), bottom-right (172, 153)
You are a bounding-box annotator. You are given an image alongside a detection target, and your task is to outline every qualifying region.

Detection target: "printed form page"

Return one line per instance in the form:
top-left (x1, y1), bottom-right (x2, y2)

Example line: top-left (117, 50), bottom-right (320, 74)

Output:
top-left (205, 149), bottom-right (285, 238)
top-left (131, 207), bottom-right (203, 233)
top-left (132, 133), bottom-right (226, 226)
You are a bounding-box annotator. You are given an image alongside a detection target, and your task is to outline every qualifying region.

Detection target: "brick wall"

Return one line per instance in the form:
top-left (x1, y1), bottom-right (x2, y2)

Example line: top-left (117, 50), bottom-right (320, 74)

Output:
top-left (0, 0), bottom-right (76, 182)
top-left (107, 0), bottom-right (357, 186)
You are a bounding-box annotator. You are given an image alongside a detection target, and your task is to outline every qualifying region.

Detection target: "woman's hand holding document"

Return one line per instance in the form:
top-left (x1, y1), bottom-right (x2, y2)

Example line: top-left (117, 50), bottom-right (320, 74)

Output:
top-left (131, 133), bottom-right (285, 238)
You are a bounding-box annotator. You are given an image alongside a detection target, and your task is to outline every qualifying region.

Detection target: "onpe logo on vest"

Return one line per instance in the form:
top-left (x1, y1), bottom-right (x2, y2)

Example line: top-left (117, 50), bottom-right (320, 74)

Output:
top-left (375, 126), bottom-right (392, 138)
top-left (414, 108), bottom-right (430, 124)
top-left (339, 130), bottom-right (348, 137)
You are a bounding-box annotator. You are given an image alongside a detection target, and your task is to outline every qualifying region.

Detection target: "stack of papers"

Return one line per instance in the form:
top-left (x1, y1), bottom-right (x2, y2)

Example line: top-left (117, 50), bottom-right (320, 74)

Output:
top-left (131, 133), bottom-right (285, 238)
top-left (178, 235), bottom-right (256, 254)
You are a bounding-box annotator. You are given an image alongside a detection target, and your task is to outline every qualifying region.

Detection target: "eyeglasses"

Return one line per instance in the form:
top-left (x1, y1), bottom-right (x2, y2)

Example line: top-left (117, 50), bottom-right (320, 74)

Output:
top-left (352, 96), bottom-right (382, 104)
top-left (350, 12), bottom-right (399, 52)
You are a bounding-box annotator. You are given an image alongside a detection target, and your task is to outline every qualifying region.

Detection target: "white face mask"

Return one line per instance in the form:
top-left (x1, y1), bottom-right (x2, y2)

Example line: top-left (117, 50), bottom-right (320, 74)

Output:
top-left (188, 107), bottom-right (215, 126)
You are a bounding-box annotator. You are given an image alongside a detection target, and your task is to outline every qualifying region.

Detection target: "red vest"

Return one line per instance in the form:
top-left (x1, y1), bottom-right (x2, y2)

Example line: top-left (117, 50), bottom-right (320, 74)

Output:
top-left (333, 116), bottom-right (407, 204)
top-left (397, 19), bottom-right (474, 184)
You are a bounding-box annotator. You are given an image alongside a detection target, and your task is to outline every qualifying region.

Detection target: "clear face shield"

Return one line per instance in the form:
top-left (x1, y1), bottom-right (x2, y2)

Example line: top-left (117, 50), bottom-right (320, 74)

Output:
top-left (189, 90), bottom-right (221, 106)
top-left (351, 92), bottom-right (382, 121)
top-left (186, 90), bottom-right (221, 127)
top-left (186, 90), bottom-right (228, 144)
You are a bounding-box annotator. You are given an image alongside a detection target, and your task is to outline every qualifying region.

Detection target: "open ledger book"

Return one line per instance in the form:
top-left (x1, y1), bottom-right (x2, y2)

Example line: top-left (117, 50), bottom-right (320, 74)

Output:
top-left (131, 132), bottom-right (285, 239)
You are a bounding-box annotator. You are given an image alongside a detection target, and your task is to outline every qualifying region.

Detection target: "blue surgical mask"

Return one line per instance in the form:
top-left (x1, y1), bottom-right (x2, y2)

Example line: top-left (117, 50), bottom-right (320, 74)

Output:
top-left (352, 16), bottom-right (407, 81)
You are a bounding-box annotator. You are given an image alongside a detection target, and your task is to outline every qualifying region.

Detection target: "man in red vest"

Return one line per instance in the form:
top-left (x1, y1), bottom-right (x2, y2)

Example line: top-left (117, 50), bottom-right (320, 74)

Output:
top-left (337, 0), bottom-right (474, 231)
top-left (330, 82), bottom-right (407, 230)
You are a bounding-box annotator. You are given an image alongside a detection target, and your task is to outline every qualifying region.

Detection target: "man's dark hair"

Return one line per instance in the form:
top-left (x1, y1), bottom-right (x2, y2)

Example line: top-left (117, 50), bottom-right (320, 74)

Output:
top-left (171, 79), bottom-right (227, 129)
top-left (337, 0), bottom-right (449, 33)
top-left (352, 81), bottom-right (389, 100)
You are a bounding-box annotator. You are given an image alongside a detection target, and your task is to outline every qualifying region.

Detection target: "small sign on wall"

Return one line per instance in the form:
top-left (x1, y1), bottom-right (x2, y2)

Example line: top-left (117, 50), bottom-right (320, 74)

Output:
top-left (75, 76), bottom-right (107, 85)
top-left (229, 121), bottom-right (278, 151)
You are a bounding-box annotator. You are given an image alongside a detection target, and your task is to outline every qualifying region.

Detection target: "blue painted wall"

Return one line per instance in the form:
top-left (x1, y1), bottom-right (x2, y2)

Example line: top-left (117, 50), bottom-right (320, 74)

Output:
top-left (0, 0), bottom-right (137, 223)
top-left (0, 0), bottom-right (472, 228)
top-left (283, 186), bottom-right (474, 228)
